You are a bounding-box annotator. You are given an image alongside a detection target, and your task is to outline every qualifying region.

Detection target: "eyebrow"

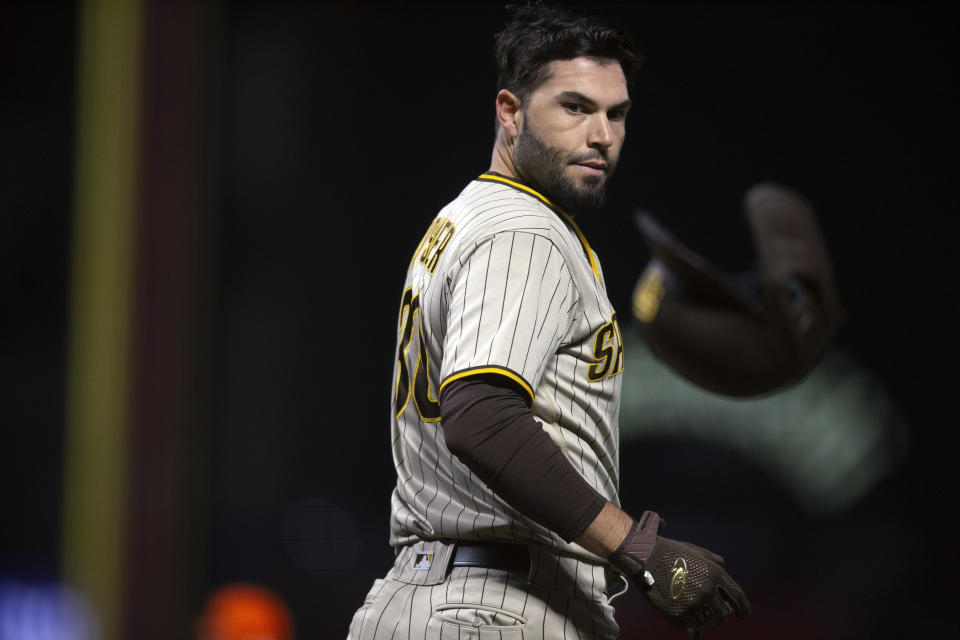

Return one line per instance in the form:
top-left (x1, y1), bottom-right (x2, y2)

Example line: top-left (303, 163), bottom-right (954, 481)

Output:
top-left (557, 90), bottom-right (632, 112)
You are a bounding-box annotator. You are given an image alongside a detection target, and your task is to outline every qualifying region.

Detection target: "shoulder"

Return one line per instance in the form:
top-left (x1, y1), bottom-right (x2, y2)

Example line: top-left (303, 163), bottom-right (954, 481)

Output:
top-left (444, 178), bottom-right (575, 251)
top-left (448, 180), bottom-right (554, 232)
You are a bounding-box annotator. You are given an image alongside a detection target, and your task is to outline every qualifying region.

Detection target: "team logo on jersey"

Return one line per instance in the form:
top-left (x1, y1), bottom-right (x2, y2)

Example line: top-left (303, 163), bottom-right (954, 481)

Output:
top-left (412, 552), bottom-right (434, 571)
top-left (587, 313), bottom-right (624, 382)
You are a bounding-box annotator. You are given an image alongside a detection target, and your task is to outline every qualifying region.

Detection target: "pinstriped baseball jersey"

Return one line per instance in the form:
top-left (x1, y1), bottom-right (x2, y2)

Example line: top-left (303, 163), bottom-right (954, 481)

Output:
top-left (388, 173), bottom-right (625, 563)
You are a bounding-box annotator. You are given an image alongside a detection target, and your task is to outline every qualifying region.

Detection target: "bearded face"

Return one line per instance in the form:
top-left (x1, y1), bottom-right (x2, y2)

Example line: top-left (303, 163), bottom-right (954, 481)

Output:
top-left (494, 58), bottom-right (629, 214)
top-left (514, 114), bottom-right (617, 214)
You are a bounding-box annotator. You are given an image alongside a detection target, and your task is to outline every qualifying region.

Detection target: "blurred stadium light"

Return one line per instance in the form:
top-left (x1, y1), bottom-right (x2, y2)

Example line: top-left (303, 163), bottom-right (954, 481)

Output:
top-left (195, 583), bottom-right (294, 640)
top-left (0, 581), bottom-right (97, 640)
top-left (62, 1), bottom-right (142, 639)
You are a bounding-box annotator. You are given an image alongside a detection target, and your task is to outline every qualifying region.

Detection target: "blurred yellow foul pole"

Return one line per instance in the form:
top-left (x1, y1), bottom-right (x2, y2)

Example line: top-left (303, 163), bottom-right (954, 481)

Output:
top-left (63, 1), bottom-right (143, 639)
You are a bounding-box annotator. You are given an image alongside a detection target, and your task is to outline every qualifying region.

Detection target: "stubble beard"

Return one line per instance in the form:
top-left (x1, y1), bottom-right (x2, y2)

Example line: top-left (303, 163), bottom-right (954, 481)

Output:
top-left (513, 121), bottom-right (615, 215)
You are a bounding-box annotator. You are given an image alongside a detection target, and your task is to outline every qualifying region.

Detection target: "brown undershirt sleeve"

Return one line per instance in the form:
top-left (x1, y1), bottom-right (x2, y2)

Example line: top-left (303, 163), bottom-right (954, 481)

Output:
top-left (439, 375), bottom-right (607, 542)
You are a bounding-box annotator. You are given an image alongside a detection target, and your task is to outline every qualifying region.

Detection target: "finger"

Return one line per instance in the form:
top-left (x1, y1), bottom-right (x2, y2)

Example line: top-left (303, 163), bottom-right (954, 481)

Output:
top-left (686, 627), bottom-right (700, 640)
top-left (709, 591), bottom-right (734, 621)
top-left (718, 575), bottom-right (752, 618)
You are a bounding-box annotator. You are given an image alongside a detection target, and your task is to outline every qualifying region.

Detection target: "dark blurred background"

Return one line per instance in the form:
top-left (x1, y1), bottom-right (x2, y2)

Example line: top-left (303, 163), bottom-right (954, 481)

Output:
top-left (1, 2), bottom-right (956, 639)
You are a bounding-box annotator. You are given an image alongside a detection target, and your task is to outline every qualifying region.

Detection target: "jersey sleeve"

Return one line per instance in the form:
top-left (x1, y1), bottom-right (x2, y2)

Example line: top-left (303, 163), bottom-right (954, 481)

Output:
top-left (438, 231), bottom-right (579, 403)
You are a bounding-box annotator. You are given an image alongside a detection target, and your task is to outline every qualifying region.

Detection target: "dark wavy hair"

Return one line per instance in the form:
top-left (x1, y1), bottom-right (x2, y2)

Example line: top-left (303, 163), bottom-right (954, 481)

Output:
top-left (494, 2), bottom-right (642, 101)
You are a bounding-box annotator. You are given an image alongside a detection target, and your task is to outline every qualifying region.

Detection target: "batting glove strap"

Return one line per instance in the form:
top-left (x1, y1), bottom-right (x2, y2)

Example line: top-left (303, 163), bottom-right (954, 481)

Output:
top-left (607, 510), bottom-right (662, 577)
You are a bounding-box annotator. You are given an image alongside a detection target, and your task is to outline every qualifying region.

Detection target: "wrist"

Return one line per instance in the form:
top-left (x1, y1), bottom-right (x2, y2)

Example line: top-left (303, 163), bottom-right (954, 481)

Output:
top-left (607, 510), bottom-right (661, 567)
top-left (573, 501), bottom-right (635, 557)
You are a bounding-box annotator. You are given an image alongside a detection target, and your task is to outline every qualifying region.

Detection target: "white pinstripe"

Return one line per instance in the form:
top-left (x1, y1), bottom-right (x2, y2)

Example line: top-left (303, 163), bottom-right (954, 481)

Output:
top-left (353, 178), bottom-right (625, 638)
top-left (348, 542), bottom-right (620, 639)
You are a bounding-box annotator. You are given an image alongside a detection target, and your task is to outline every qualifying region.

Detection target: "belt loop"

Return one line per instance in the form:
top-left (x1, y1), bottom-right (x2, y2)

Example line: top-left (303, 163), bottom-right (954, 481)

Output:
top-left (525, 542), bottom-right (538, 585)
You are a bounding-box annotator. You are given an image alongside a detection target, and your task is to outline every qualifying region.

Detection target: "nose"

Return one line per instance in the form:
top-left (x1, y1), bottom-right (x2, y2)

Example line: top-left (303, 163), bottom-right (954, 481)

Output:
top-left (587, 113), bottom-right (613, 151)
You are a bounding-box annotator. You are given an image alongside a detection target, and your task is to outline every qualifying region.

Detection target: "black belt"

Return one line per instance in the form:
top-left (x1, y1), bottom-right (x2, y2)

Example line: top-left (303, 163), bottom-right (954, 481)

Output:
top-left (452, 542), bottom-right (530, 571)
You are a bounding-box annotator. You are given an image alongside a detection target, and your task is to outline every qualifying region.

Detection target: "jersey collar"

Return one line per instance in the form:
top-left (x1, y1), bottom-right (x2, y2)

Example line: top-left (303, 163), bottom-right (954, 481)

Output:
top-left (476, 172), bottom-right (601, 282)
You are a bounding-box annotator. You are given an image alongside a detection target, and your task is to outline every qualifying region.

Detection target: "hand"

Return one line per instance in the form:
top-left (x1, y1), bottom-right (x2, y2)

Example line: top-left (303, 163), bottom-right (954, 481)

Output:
top-left (608, 511), bottom-right (751, 634)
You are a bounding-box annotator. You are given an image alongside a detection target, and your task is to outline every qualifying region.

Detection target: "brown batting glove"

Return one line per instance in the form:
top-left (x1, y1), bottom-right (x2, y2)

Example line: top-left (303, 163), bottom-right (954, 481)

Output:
top-left (608, 511), bottom-right (751, 636)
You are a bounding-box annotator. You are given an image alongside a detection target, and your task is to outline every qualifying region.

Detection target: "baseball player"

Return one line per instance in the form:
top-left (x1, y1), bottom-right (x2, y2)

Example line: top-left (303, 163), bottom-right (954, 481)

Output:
top-left (348, 4), bottom-right (754, 638)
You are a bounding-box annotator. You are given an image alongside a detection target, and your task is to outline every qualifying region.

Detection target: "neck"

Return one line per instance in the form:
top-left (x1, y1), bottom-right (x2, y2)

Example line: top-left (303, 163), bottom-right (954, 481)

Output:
top-left (488, 127), bottom-right (519, 179)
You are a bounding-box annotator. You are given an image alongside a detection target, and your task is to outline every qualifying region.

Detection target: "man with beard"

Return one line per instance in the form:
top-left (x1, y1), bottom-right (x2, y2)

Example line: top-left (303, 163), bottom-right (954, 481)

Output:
top-left (347, 4), bottom-right (750, 638)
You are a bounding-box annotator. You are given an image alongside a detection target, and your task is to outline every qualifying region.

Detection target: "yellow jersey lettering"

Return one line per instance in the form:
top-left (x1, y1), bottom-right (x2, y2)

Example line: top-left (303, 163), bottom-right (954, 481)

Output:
top-left (611, 315), bottom-right (624, 376)
top-left (587, 313), bottom-right (624, 382)
top-left (417, 217), bottom-right (456, 274)
top-left (394, 287), bottom-right (441, 422)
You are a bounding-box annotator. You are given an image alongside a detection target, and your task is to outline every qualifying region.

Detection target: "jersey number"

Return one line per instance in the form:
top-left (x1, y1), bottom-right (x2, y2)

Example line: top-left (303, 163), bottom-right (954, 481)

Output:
top-left (394, 288), bottom-right (441, 422)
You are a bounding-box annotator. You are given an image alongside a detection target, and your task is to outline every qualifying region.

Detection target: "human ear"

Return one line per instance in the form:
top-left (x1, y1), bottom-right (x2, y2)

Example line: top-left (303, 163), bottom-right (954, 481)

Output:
top-left (495, 90), bottom-right (522, 139)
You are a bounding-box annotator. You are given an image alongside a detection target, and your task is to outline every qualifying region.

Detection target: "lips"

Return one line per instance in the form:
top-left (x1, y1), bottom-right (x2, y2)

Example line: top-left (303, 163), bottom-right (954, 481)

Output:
top-left (574, 161), bottom-right (607, 175)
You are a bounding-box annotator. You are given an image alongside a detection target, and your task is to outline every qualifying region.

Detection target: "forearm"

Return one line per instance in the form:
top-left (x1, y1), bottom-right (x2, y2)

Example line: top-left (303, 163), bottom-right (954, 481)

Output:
top-left (439, 376), bottom-right (609, 543)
